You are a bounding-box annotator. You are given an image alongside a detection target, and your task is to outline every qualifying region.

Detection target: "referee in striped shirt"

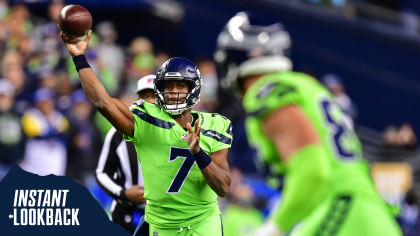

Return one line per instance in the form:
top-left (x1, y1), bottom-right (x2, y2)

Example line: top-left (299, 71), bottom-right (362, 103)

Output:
top-left (96, 75), bottom-right (155, 235)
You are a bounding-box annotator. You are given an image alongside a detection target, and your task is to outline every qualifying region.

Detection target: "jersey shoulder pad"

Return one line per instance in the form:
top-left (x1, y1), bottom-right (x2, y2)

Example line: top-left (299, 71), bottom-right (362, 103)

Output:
top-left (130, 100), bottom-right (163, 116)
top-left (244, 72), bottom-right (305, 119)
top-left (130, 99), bottom-right (146, 111)
top-left (197, 112), bottom-right (233, 148)
top-left (199, 112), bottom-right (231, 132)
top-left (129, 100), bottom-right (173, 127)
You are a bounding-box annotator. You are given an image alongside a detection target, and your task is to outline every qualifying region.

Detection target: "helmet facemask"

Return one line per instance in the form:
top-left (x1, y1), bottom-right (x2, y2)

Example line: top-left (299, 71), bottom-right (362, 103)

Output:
top-left (155, 78), bottom-right (201, 115)
top-left (154, 57), bottom-right (203, 115)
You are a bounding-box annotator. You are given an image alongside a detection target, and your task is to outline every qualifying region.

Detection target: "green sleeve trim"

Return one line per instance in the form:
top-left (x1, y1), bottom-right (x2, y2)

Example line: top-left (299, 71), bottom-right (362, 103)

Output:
top-left (210, 116), bottom-right (233, 153)
top-left (272, 144), bottom-right (331, 231)
top-left (123, 113), bottom-right (141, 143)
top-left (211, 144), bottom-right (231, 153)
top-left (131, 99), bottom-right (146, 110)
top-left (201, 128), bottom-right (232, 145)
top-left (123, 107), bottom-right (146, 143)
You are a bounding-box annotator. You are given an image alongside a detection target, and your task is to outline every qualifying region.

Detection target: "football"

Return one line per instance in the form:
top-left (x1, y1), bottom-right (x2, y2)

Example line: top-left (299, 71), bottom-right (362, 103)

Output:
top-left (57, 5), bottom-right (92, 38)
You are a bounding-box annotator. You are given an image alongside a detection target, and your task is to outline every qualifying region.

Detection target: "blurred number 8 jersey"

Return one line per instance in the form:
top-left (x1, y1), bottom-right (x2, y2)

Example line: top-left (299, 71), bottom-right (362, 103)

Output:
top-left (123, 100), bottom-right (232, 228)
top-left (243, 72), bottom-right (378, 197)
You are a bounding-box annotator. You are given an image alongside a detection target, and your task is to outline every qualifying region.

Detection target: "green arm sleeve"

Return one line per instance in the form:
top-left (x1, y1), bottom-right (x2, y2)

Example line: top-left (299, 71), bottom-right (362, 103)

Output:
top-left (123, 110), bottom-right (143, 144)
top-left (123, 101), bottom-right (147, 144)
top-left (272, 144), bottom-right (332, 232)
top-left (211, 116), bottom-right (233, 152)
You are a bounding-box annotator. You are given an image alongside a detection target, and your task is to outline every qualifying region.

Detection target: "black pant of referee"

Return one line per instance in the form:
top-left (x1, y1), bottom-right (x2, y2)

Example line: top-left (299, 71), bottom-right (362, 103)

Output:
top-left (96, 127), bottom-right (149, 235)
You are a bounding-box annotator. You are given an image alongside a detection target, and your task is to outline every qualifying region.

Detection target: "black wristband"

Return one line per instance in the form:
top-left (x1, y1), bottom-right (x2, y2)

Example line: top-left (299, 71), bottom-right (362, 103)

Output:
top-left (119, 188), bottom-right (133, 207)
top-left (193, 149), bottom-right (212, 170)
top-left (119, 188), bottom-right (127, 200)
top-left (72, 54), bottom-right (90, 72)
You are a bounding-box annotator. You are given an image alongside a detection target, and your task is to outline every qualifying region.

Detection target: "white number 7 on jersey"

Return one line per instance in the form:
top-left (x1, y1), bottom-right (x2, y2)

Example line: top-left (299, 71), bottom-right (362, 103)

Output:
top-left (166, 147), bottom-right (196, 194)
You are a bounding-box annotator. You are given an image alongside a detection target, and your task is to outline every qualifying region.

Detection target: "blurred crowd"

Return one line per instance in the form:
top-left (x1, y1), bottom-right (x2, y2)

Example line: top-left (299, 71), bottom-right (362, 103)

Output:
top-left (299, 0), bottom-right (420, 33)
top-left (0, 0), bottom-right (227, 181)
top-left (383, 124), bottom-right (418, 149)
top-left (301, 0), bottom-right (420, 13)
top-left (0, 1), bottom-right (419, 235)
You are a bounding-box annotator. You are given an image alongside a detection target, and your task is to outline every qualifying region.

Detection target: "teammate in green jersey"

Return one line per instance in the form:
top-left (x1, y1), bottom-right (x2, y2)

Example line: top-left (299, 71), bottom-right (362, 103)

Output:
top-left (60, 31), bottom-right (232, 236)
top-left (215, 12), bottom-right (402, 236)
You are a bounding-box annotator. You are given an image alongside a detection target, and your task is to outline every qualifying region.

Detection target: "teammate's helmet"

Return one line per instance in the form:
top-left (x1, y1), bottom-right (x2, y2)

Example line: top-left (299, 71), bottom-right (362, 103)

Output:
top-left (215, 11), bottom-right (292, 91)
top-left (154, 57), bottom-right (202, 115)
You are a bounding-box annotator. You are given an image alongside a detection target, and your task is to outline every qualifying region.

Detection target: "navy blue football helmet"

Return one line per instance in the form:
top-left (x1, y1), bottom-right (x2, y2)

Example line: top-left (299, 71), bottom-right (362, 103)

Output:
top-left (154, 57), bottom-right (202, 115)
top-left (215, 11), bottom-right (292, 91)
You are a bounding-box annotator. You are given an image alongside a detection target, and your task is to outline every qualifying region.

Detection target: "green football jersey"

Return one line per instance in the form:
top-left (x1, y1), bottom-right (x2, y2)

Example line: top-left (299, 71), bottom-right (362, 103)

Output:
top-left (243, 72), bottom-right (378, 197)
top-left (123, 100), bottom-right (232, 228)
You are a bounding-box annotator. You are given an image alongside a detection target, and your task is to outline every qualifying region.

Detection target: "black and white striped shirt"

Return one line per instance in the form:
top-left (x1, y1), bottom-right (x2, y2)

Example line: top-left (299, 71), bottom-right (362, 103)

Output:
top-left (96, 128), bottom-right (144, 209)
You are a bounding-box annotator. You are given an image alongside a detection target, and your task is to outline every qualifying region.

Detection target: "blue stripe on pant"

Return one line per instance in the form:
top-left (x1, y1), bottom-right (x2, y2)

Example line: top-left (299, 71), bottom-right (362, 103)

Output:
top-left (133, 216), bottom-right (149, 236)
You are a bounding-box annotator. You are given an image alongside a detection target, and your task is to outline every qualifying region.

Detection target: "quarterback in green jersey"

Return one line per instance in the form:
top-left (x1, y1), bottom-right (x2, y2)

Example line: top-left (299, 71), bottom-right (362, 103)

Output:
top-left (61, 32), bottom-right (232, 236)
top-left (215, 12), bottom-right (402, 236)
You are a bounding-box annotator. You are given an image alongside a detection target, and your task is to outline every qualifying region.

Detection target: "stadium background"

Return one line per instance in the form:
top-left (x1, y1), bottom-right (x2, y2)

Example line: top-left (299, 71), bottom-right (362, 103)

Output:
top-left (0, 0), bottom-right (419, 235)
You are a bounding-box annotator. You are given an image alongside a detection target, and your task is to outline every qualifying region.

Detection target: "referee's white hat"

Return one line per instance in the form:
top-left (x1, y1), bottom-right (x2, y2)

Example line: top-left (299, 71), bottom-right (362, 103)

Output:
top-left (136, 74), bottom-right (155, 93)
